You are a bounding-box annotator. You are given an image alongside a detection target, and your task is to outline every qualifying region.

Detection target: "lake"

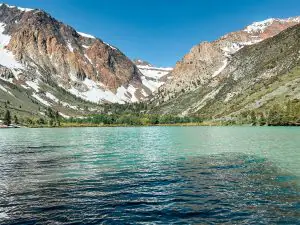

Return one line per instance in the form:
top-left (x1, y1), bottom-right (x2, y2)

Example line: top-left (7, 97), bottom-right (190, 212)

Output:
top-left (0, 127), bottom-right (299, 224)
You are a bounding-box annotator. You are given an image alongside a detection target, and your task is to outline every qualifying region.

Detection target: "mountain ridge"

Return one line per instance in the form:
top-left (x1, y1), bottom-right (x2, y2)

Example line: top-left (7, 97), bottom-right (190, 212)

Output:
top-left (150, 23), bottom-right (300, 121)
top-left (151, 16), bottom-right (300, 105)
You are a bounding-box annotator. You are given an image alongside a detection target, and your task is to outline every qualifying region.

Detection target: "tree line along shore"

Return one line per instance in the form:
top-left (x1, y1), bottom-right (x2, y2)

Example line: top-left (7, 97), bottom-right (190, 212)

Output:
top-left (1, 100), bottom-right (300, 128)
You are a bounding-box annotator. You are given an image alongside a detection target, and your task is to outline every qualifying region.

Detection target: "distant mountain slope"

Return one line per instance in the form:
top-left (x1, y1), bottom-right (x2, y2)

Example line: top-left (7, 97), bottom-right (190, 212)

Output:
top-left (0, 3), bottom-right (156, 119)
top-left (153, 17), bottom-right (300, 103)
top-left (151, 23), bottom-right (300, 119)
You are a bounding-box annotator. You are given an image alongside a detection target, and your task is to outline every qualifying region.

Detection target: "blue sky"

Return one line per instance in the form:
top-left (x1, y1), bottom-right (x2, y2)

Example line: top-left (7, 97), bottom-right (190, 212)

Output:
top-left (3, 0), bottom-right (300, 67)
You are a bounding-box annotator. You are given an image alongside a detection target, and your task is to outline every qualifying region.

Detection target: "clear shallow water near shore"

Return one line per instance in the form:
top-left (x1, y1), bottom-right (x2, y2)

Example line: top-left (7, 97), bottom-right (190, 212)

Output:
top-left (0, 127), bottom-right (299, 224)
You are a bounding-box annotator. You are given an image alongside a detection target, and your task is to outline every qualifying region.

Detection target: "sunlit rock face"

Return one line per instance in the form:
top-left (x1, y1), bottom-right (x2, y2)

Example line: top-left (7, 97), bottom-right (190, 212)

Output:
top-left (0, 3), bottom-right (155, 104)
top-left (155, 17), bottom-right (300, 100)
top-left (150, 20), bottom-right (300, 118)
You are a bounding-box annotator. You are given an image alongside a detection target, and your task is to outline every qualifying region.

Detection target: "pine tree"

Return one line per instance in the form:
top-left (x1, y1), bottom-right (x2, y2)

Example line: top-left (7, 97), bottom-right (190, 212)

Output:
top-left (48, 119), bottom-right (54, 127)
top-left (249, 111), bottom-right (257, 125)
top-left (3, 110), bottom-right (11, 126)
top-left (47, 107), bottom-right (54, 118)
top-left (55, 111), bottom-right (60, 126)
top-left (14, 115), bottom-right (18, 124)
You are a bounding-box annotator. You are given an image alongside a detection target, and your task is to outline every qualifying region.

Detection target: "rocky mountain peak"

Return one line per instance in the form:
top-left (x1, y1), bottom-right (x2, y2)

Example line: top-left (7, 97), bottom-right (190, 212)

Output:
top-left (243, 16), bottom-right (300, 34)
top-left (0, 3), bottom-right (161, 116)
top-left (133, 59), bottom-right (153, 67)
top-left (0, 3), bottom-right (34, 12)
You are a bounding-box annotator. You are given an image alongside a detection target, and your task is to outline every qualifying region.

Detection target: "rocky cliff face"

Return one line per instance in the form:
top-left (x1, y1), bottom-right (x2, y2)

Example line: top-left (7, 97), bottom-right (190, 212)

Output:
top-left (0, 3), bottom-right (153, 110)
top-left (154, 17), bottom-right (300, 103)
top-left (151, 23), bottom-right (300, 118)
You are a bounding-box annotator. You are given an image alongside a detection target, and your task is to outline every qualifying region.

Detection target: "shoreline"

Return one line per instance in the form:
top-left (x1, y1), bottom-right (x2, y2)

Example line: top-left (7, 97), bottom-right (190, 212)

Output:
top-left (10, 122), bottom-right (300, 128)
top-left (26, 122), bottom-right (209, 128)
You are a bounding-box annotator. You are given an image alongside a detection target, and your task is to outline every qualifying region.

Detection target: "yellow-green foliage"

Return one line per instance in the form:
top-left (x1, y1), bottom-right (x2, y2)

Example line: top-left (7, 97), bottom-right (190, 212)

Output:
top-left (238, 100), bottom-right (300, 126)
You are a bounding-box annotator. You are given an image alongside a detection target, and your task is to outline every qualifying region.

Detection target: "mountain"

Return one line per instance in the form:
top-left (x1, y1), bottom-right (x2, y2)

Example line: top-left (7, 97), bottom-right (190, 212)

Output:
top-left (133, 59), bottom-right (173, 94)
top-left (0, 3), bottom-right (155, 118)
top-left (150, 21), bottom-right (300, 120)
top-left (153, 17), bottom-right (300, 103)
top-left (1, 4), bottom-right (299, 122)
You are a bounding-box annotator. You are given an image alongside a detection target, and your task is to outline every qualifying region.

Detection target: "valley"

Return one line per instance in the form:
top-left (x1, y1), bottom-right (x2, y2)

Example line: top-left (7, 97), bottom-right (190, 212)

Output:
top-left (1, 3), bottom-right (300, 127)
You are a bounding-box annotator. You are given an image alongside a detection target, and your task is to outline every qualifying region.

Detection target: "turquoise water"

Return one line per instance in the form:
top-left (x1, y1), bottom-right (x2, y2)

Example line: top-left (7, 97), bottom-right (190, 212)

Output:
top-left (0, 127), bottom-right (299, 224)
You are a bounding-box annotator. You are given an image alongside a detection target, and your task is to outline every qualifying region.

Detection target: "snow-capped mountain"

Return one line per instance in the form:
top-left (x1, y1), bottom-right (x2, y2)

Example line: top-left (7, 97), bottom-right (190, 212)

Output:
top-left (244, 17), bottom-right (300, 33)
top-left (151, 22), bottom-right (300, 119)
top-left (150, 17), bottom-right (300, 116)
top-left (133, 59), bottom-right (173, 93)
top-left (1, 3), bottom-right (299, 119)
top-left (0, 3), bottom-right (156, 113)
top-left (153, 16), bottom-right (300, 104)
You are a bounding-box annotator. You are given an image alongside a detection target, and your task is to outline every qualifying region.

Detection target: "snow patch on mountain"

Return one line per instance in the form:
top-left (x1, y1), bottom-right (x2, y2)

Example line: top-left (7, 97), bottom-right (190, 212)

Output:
top-left (244, 18), bottom-right (275, 33)
top-left (66, 77), bottom-right (143, 104)
top-left (78, 32), bottom-right (117, 50)
top-left (286, 16), bottom-right (300, 23)
top-left (0, 23), bottom-right (10, 44)
top-left (222, 43), bottom-right (243, 56)
top-left (222, 39), bottom-right (263, 58)
top-left (0, 84), bottom-right (13, 96)
top-left (244, 17), bottom-right (300, 34)
top-left (141, 76), bottom-right (164, 92)
top-left (45, 92), bottom-right (59, 103)
top-left (84, 54), bottom-right (93, 64)
top-left (0, 23), bottom-right (23, 69)
top-left (59, 112), bottom-right (70, 119)
top-left (239, 39), bottom-right (262, 46)
top-left (138, 65), bottom-right (172, 77)
top-left (127, 85), bottom-right (138, 102)
top-left (68, 78), bottom-right (120, 103)
top-left (213, 60), bottom-right (228, 77)
top-left (26, 80), bottom-right (40, 92)
top-left (115, 86), bottom-right (129, 102)
top-left (0, 3), bottom-right (33, 12)
top-left (32, 93), bottom-right (51, 106)
top-left (0, 50), bottom-right (23, 69)
top-left (77, 32), bottom-right (95, 39)
top-left (103, 41), bottom-right (117, 50)
top-left (136, 64), bottom-right (173, 93)
top-left (67, 41), bottom-right (73, 52)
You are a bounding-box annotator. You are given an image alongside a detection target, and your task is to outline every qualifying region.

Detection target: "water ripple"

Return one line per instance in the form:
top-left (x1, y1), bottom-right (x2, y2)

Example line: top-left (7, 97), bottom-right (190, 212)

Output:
top-left (0, 127), bottom-right (299, 224)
